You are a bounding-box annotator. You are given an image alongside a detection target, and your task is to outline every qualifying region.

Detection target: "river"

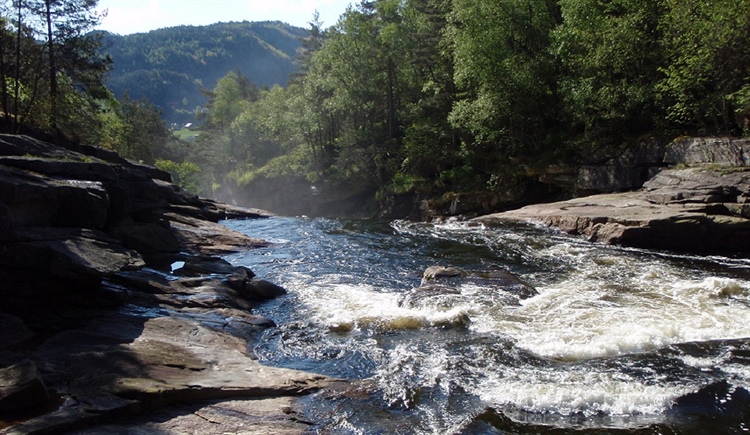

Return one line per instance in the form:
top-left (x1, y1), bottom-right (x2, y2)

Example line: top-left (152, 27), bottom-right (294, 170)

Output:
top-left (222, 216), bottom-right (750, 434)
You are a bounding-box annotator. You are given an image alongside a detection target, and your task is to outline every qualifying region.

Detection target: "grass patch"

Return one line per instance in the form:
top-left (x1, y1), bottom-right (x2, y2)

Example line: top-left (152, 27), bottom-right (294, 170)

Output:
top-left (173, 128), bottom-right (200, 141)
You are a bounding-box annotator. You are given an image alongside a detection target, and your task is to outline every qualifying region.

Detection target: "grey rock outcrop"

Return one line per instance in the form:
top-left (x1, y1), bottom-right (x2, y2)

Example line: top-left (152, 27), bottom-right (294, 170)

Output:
top-left (0, 134), bottom-right (332, 434)
top-left (664, 137), bottom-right (750, 166)
top-left (475, 137), bottom-right (750, 254)
top-left (576, 137), bottom-right (666, 194)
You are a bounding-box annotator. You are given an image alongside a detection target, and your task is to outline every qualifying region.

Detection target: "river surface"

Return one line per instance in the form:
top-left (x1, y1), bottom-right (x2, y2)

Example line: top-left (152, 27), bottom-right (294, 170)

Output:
top-left (222, 217), bottom-right (750, 434)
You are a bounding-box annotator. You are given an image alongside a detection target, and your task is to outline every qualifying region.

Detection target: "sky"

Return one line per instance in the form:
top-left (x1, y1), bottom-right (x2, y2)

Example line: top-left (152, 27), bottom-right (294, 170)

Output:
top-left (95, 0), bottom-right (354, 35)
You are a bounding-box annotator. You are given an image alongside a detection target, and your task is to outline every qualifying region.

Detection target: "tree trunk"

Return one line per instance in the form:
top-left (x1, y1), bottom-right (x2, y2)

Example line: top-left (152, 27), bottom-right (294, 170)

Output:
top-left (0, 22), bottom-right (8, 130)
top-left (13, 0), bottom-right (22, 132)
top-left (44, 0), bottom-right (57, 130)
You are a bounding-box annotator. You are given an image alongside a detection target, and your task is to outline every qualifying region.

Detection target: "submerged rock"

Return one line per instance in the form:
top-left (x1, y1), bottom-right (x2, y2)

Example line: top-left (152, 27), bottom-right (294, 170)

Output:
top-left (399, 266), bottom-right (538, 313)
top-left (667, 380), bottom-right (750, 432)
top-left (422, 265), bottom-right (465, 281)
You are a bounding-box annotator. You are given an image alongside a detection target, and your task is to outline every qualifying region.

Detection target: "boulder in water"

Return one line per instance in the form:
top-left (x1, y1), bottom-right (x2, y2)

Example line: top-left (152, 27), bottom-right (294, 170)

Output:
top-left (400, 266), bottom-right (538, 311)
top-left (239, 279), bottom-right (288, 301)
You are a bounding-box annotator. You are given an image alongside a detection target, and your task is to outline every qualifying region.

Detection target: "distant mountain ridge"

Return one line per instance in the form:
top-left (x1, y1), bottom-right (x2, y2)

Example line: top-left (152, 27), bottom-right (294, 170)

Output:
top-left (100, 21), bottom-right (306, 124)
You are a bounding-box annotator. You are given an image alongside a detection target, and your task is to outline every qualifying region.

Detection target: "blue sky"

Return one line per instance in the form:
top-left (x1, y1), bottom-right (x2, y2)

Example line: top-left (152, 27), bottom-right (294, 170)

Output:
top-left (96, 0), bottom-right (353, 35)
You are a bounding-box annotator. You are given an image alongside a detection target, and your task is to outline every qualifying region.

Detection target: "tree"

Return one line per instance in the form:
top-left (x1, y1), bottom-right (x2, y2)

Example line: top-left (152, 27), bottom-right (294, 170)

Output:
top-left (398, 0), bottom-right (459, 190)
top-left (659, 0), bottom-right (750, 135)
top-left (0, 0), bottom-right (47, 133)
top-left (300, 0), bottom-right (412, 189)
top-left (448, 0), bottom-right (561, 172)
top-left (110, 95), bottom-right (172, 163)
top-left (26, 0), bottom-right (106, 130)
top-left (553, 0), bottom-right (665, 146)
top-left (203, 69), bottom-right (257, 130)
top-left (0, 0), bottom-right (108, 136)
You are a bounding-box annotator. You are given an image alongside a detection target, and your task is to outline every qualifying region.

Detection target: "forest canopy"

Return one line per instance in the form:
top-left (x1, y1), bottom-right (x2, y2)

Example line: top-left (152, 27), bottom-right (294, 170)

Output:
top-left (2, 0), bottom-right (749, 216)
top-left (186, 0), bottom-right (750, 213)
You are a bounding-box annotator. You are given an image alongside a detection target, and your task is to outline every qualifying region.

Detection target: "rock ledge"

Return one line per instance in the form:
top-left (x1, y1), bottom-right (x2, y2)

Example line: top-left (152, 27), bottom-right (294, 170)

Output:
top-left (475, 141), bottom-right (750, 254)
top-left (0, 135), bottom-right (333, 434)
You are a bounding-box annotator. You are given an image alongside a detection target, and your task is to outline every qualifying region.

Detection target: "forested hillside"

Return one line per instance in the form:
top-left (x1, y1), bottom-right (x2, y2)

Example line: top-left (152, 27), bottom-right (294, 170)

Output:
top-left (100, 21), bottom-right (305, 124)
top-left (5, 0), bottom-right (747, 219)
top-left (175, 0), bottom-right (749, 217)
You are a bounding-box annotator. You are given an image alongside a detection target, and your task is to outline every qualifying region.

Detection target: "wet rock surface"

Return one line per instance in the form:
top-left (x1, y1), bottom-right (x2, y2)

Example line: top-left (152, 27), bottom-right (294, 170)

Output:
top-left (66, 396), bottom-right (315, 434)
top-left (475, 137), bottom-right (750, 254)
top-left (399, 266), bottom-right (538, 318)
top-left (0, 134), bottom-right (333, 434)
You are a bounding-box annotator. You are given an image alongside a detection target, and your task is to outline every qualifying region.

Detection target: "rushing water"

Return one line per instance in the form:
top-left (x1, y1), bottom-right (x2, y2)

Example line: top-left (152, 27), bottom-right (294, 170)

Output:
top-left (222, 217), bottom-right (750, 434)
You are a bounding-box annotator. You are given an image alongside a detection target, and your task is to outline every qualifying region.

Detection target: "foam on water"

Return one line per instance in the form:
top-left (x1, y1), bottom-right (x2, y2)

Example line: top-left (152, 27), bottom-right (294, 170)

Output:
top-left (282, 274), bottom-right (475, 332)
top-left (479, 373), bottom-right (692, 417)
top-left (225, 217), bottom-right (750, 429)
top-left (280, 234), bottom-right (750, 419)
top-left (451, 232), bottom-right (750, 362)
top-left (493, 275), bottom-right (750, 361)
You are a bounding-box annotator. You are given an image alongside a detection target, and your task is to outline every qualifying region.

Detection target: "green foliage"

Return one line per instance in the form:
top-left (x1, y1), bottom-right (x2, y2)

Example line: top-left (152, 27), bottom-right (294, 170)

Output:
top-left (553, 0), bottom-right (665, 144)
top-left (183, 0), bottom-right (750, 216)
top-left (231, 147), bottom-right (309, 185)
top-left (659, 0), bottom-right (750, 135)
top-left (448, 0), bottom-right (561, 162)
top-left (107, 96), bottom-right (173, 163)
top-left (390, 171), bottom-right (429, 195)
top-left (0, 0), bottom-right (109, 136)
top-left (155, 159), bottom-right (201, 193)
top-left (173, 127), bottom-right (200, 141)
top-left (206, 70), bottom-right (255, 129)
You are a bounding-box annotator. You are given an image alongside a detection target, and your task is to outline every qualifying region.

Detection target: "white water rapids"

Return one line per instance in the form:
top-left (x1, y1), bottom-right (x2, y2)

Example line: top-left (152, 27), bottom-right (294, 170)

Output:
top-left (223, 217), bottom-right (750, 433)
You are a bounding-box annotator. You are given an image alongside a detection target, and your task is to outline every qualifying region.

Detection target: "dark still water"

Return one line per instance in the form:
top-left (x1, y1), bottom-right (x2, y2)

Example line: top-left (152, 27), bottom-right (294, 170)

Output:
top-left (222, 217), bottom-right (750, 434)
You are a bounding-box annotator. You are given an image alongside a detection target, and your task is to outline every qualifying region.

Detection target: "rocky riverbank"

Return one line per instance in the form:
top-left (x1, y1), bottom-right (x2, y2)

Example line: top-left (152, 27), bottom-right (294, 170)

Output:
top-left (475, 137), bottom-right (750, 254)
top-left (0, 134), bottom-right (336, 434)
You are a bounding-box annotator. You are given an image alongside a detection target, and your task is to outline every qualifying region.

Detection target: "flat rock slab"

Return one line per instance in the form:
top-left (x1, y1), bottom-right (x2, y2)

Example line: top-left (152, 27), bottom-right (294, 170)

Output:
top-left (0, 262), bottom-right (330, 434)
top-left (4, 314), bottom-right (330, 434)
top-left (166, 212), bottom-right (269, 254)
top-left (0, 134), bottom-right (314, 434)
top-left (474, 191), bottom-right (750, 253)
top-left (66, 396), bottom-right (314, 434)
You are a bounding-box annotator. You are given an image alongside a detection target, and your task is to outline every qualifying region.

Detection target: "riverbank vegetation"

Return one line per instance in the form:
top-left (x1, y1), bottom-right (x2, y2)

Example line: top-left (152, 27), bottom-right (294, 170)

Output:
top-left (2, 0), bottom-right (749, 215)
top-left (0, 0), bottom-right (188, 169)
top-left (184, 0), bottom-right (750, 214)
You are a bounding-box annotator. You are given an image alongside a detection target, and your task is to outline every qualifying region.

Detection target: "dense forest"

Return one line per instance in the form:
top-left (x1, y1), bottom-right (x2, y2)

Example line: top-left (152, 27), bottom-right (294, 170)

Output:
top-left (0, 0), bottom-right (185, 164)
top-left (101, 22), bottom-right (305, 125)
top-left (179, 0), bottom-right (749, 216)
top-left (1, 0), bottom-right (749, 218)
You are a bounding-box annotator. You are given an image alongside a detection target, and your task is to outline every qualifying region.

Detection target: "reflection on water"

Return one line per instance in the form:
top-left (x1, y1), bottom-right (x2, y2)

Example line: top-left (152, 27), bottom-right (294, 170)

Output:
top-left (223, 217), bottom-right (750, 434)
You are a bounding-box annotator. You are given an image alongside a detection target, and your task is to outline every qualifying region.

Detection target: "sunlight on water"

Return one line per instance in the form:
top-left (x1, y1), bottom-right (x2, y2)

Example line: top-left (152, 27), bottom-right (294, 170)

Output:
top-left (478, 370), bottom-right (691, 416)
top-left (287, 276), bottom-right (473, 332)
top-left (224, 217), bottom-right (750, 432)
top-left (477, 269), bottom-right (750, 362)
